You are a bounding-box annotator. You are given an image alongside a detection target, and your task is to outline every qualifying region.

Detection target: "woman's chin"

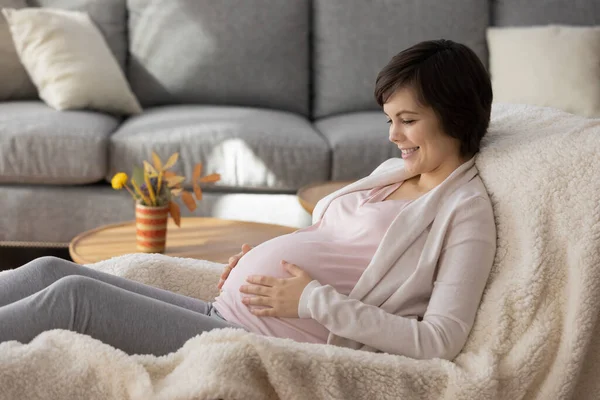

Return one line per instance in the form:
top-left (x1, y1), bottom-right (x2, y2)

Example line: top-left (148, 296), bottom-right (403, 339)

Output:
top-left (404, 160), bottom-right (419, 173)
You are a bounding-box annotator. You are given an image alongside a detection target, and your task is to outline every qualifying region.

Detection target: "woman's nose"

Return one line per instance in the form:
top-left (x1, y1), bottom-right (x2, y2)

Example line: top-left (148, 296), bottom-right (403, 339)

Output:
top-left (389, 126), bottom-right (405, 143)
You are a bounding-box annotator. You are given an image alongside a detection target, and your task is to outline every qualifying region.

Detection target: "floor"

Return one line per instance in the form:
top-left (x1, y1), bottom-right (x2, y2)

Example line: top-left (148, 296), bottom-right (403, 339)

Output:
top-left (0, 246), bottom-right (72, 271)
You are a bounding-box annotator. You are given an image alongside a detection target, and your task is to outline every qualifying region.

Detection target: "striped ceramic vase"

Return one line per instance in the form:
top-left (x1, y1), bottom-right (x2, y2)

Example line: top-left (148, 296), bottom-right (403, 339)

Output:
top-left (135, 203), bottom-right (169, 253)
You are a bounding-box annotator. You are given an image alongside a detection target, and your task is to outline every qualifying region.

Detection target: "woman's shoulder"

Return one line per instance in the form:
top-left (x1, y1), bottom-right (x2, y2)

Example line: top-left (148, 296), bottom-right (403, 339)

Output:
top-left (443, 175), bottom-right (495, 220)
top-left (451, 173), bottom-right (492, 202)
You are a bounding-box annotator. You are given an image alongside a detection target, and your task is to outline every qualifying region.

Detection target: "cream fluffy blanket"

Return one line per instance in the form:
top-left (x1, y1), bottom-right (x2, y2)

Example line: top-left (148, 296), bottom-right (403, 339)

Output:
top-left (1, 103), bottom-right (599, 400)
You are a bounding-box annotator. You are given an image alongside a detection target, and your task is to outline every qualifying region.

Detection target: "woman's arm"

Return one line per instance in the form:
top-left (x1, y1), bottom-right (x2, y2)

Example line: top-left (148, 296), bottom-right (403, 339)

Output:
top-left (298, 196), bottom-right (497, 360)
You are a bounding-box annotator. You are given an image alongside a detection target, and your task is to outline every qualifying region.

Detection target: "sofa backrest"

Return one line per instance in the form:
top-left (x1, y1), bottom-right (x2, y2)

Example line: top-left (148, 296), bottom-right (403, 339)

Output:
top-left (5, 0), bottom-right (598, 118)
top-left (125, 0), bottom-right (310, 116)
top-left (311, 0), bottom-right (490, 119)
top-left (27, 0), bottom-right (127, 69)
top-left (491, 0), bottom-right (600, 26)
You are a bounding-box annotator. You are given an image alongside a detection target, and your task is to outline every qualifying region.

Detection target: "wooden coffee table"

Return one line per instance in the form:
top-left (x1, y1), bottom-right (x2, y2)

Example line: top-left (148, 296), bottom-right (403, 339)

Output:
top-left (69, 217), bottom-right (298, 265)
top-left (297, 180), bottom-right (354, 214)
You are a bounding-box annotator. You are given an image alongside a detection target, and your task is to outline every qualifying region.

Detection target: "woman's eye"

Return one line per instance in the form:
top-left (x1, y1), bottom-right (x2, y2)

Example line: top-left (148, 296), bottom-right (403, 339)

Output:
top-left (402, 120), bottom-right (415, 125)
top-left (386, 119), bottom-right (392, 124)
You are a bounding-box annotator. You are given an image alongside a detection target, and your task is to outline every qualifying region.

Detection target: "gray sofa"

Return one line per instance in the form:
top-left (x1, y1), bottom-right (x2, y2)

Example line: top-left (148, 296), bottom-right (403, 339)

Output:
top-left (0, 0), bottom-right (597, 245)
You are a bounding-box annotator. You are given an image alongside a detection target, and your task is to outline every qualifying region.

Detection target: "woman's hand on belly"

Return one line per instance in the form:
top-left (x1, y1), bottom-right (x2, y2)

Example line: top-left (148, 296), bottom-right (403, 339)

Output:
top-left (238, 260), bottom-right (314, 318)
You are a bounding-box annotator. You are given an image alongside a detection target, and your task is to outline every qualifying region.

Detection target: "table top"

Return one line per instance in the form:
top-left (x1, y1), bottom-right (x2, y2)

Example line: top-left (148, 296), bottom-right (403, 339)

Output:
top-left (296, 180), bottom-right (355, 214)
top-left (69, 217), bottom-right (298, 265)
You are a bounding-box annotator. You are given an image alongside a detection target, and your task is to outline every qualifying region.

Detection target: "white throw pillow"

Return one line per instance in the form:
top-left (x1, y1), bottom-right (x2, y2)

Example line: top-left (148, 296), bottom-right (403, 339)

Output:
top-left (487, 25), bottom-right (600, 118)
top-left (0, 0), bottom-right (37, 100)
top-left (2, 7), bottom-right (142, 115)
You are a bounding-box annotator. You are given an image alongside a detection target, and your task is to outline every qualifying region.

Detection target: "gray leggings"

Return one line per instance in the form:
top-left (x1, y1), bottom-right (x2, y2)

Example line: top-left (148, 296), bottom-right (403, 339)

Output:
top-left (0, 256), bottom-right (248, 356)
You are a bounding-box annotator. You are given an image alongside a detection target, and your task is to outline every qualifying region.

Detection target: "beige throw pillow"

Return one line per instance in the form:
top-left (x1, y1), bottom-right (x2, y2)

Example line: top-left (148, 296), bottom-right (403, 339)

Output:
top-left (2, 7), bottom-right (142, 115)
top-left (0, 0), bottom-right (37, 100)
top-left (487, 25), bottom-right (600, 118)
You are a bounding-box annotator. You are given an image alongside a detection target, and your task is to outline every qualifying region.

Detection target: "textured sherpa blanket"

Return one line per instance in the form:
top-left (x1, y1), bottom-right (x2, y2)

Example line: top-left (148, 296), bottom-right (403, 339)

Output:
top-left (1, 103), bottom-right (599, 400)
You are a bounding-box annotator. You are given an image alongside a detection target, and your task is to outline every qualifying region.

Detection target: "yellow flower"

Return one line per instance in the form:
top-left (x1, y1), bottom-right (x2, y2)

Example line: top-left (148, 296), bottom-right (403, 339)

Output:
top-left (111, 172), bottom-right (128, 190)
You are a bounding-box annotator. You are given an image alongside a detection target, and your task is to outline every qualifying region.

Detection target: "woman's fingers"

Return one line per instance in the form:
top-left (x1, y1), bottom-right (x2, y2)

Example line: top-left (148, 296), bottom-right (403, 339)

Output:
top-left (220, 246), bottom-right (252, 289)
top-left (225, 254), bottom-right (242, 271)
top-left (221, 264), bottom-right (231, 276)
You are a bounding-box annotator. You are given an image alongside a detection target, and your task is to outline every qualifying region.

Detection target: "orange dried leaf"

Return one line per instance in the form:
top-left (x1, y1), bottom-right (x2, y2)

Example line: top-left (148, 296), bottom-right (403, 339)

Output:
top-left (164, 171), bottom-right (177, 178)
top-left (193, 183), bottom-right (203, 201)
top-left (157, 171), bottom-right (163, 194)
top-left (169, 201), bottom-right (181, 227)
top-left (194, 182), bottom-right (202, 201)
top-left (143, 161), bottom-right (158, 177)
top-left (166, 176), bottom-right (186, 188)
top-left (199, 173), bottom-right (220, 183)
top-left (152, 151), bottom-right (162, 171)
top-left (171, 187), bottom-right (183, 197)
top-left (144, 173), bottom-right (156, 206)
top-left (181, 191), bottom-right (197, 212)
top-left (193, 163), bottom-right (203, 181)
top-left (164, 152), bottom-right (179, 170)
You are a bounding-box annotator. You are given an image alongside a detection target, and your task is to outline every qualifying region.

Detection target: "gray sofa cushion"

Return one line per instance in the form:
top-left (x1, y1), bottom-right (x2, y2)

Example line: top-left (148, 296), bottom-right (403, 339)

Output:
top-left (313, 0), bottom-right (489, 119)
top-left (314, 112), bottom-right (398, 181)
top-left (108, 106), bottom-right (330, 191)
top-left (126, 0), bottom-right (310, 116)
top-left (27, 0), bottom-right (128, 69)
top-left (0, 101), bottom-right (119, 184)
top-left (492, 0), bottom-right (600, 26)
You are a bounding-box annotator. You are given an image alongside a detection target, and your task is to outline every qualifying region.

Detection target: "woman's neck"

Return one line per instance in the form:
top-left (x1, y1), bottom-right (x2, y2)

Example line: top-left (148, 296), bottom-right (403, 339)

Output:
top-left (411, 155), bottom-right (470, 192)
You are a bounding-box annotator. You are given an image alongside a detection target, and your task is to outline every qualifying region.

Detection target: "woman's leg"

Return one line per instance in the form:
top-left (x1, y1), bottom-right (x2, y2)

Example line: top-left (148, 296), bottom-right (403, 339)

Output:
top-left (0, 275), bottom-right (245, 356)
top-left (0, 256), bottom-right (210, 313)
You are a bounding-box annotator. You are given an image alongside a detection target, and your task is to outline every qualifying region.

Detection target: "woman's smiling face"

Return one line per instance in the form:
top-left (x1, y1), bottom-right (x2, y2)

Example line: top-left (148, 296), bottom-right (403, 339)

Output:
top-left (383, 87), bottom-right (464, 178)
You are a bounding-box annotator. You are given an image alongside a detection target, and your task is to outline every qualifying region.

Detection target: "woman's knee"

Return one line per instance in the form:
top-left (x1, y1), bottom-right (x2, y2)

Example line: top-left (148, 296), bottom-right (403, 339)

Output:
top-left (25, 256), bottom-right (76, 276)
top-left (49, 275), bottom-right (97, 293)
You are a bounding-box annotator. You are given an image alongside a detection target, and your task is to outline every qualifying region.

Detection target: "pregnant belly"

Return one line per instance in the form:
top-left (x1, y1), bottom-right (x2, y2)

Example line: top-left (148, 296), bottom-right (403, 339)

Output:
top-left (215, 233), bottom-right (333, 342)
top-left (219, 231), bottom-right (364, 299)
top-left (220, 234), bottom-right (312, 294)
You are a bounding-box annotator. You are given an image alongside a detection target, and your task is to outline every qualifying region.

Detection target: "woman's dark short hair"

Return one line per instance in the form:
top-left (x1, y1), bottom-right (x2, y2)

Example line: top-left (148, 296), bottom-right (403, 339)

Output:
top-left (374, 39), bottom-right (493, 159)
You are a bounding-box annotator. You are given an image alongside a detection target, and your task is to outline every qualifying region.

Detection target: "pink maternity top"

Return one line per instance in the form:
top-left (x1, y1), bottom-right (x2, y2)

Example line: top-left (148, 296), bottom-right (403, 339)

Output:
top-left (213, 181), bottom-right (413, 344)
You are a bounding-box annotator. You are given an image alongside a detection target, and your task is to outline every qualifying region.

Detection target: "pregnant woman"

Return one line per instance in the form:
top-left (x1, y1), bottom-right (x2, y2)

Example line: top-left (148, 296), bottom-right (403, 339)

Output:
top-left (0, 39), bottom-right (497, 360)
